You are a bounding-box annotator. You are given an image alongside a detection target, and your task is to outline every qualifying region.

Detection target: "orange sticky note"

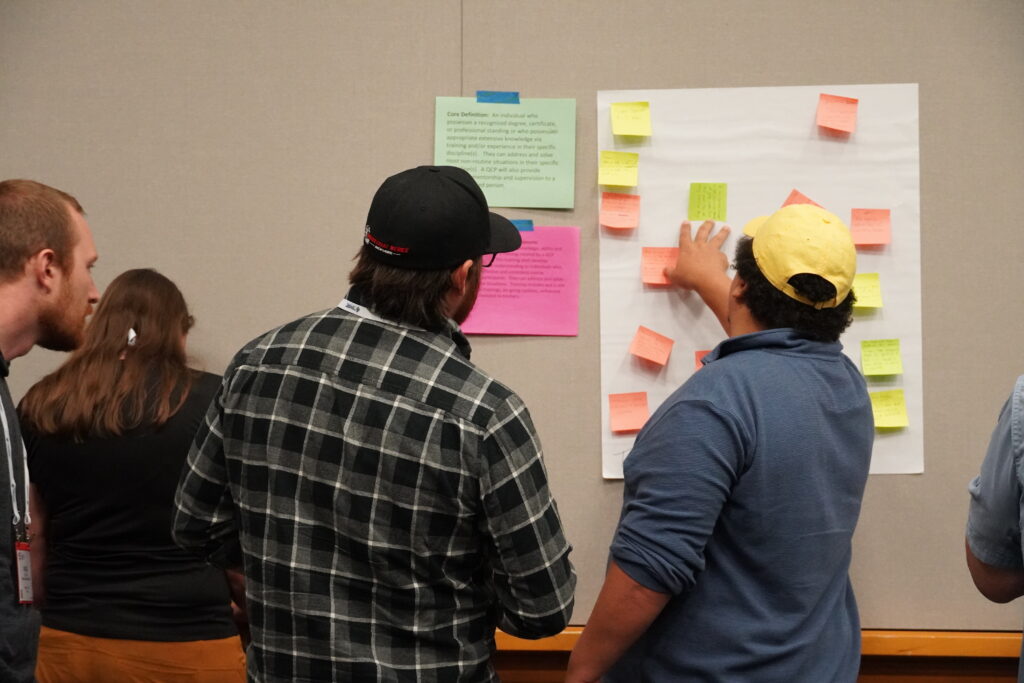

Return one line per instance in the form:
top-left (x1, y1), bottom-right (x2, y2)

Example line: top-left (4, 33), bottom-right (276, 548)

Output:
top-left (850, 208), bottom-right (891, 246)
top-left (609, 392), bottom-right (649, 434)
top-left (782, 188), bottom-right (822, 208)
top-left (816, 93), bottom-right (859, 133)
top-left (629, 326), bottom-right (674, 366)
top-left (694, 349), bottom-right (712, 370)
top-left (601, 192), bottom-right (641, 229)
top-left (641, 247), bottom-right (678, 285)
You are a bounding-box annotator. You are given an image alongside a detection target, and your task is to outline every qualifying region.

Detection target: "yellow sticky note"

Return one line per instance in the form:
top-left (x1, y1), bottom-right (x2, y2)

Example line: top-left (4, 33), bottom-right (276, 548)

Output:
top-left (599, 151), bottom-right (639, 187)
top-left (851, 208), bottom-right (891, 246)
top-left (816, 93), bottom-right (859, 133)
top-left (611, 101), bottom-right (652, 137)
top-left (861, 339), bottom-right (903, 376)
top-left (870, 389), bottom-right (909, 429)
top-left (688, 183), bottom-right (727, 221)
top-left (600, 192), bottom-right (641, 229)
top-left (641, 247), bottom-right (678, 285)
top-left (852, 272), bottom-right (882, 309)
top-left (629, 326), bottom-right (674, 366)
top-left (609, 392), bottom-right (650, 434)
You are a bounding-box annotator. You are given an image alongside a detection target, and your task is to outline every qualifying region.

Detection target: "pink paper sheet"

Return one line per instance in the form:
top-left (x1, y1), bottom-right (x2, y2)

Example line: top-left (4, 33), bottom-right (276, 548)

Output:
top-left (461, 226), bottom-right (580, 336)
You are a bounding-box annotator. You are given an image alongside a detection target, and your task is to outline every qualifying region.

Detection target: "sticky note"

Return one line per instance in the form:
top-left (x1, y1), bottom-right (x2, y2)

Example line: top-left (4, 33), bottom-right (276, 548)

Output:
top-left (510, 219), bottom-right (534, 232)
top-left (641, 247), bottom-right (679, 285)
top-left (816, 93), bottom-right (859, 133)
top-left (870, 389), bottom-right (909, 429)
top-left (688, 183), bottom-right (727, 221)
top-left (852, 272), bottom-right (883, 309)
top-left (695, 349), bottom-right (711, 371)
top-left (782, 188), bottom-right (822, 208)
top-left (861, 339), bottom-right (903, 376)
top-left (476, 90), bottom-right (520, 104)
top-left (850, 209), bottom-right (891, 246)
top-left (600, 192), bottom-right (641, 229)
top-left (599, 151), bottom-right (639, 187)
top-left (609, 392), bottom-right (649, 433)
top-left (629, 326), bottom-right (674, 366)
top-left (611, 101), bottom-right (652, 136)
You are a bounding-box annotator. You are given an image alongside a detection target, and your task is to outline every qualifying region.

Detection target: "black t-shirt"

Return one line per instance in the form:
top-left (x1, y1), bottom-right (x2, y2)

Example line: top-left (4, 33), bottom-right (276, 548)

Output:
top-left (25, 371), bottom-right (237, 642)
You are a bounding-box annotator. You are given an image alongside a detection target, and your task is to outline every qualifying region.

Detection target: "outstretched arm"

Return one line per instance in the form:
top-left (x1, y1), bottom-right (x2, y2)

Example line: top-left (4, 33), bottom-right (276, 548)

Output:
top-left (663, 220), bottom-right (732, 333)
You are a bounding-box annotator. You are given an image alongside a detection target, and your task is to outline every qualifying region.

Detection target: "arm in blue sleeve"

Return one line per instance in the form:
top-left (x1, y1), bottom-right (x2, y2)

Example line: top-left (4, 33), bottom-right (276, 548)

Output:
top-left (611, 399), bottom-right (747, 595)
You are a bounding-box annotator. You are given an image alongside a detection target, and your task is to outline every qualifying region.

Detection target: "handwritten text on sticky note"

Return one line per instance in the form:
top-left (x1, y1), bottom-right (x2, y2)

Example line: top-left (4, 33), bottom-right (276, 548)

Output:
top-left (816, 93), bottom-right (859, 133)
top-left (611, 101), bottom-right (652, 137)
top-left (599, 151), bottom-right (639, 187)
top-left (641, 247), bottom-right (679, 285)
top-left (851, 208), bottom-right (891, 246)
top-left (861, 339), bottom-right (903, 376)
top-left (629, 326), bottom-right (674, 366)
top-left (688, 183), bottom-right (727, 221)
top-left (600, 192), bottom-right (641, 229)
top-left (871, 389), bottom-right (909, 429)
top-left (609, 392), bottom-right (650, 433)
top-left (853, 272), bottom-right (883, 309)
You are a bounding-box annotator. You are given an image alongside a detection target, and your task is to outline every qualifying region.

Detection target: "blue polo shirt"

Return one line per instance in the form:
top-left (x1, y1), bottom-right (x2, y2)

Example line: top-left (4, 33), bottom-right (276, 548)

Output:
top-left (607, 328), bottom-right (873, 682)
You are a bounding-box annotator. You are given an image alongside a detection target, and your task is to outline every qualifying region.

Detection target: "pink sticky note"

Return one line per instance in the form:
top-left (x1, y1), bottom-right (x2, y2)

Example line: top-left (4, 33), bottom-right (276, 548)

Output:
top-left (694, 349), bottom-right (711, 370)
top-left (460, 226), bottom-right (580, 336)
top-left (609, 392), bottom-right (649, 434)
top-left (850, 208), bottom-right (891, 246)
top-left (601, 192), bottom-right (641, 229)
top-left (816, 93), bottom-right (859, 133)
top-left (629, 326), bottom-right (674, 366)
top-left (782, 189), bottom-right (822, 208)
top-left (641, 247), bottom-right (679, 285)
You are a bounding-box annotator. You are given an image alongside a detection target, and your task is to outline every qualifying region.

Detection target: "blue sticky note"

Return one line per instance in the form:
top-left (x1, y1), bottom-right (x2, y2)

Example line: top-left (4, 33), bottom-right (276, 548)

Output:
top-left (510, 219), bottom-right (534, 231)
top-left (476, 90), bottom-right (520, 104)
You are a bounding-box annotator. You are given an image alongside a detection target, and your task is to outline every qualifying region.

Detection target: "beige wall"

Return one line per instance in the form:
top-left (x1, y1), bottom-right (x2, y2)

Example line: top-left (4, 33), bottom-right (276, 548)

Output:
top-left (3, 0), bottom-right (1023, 629)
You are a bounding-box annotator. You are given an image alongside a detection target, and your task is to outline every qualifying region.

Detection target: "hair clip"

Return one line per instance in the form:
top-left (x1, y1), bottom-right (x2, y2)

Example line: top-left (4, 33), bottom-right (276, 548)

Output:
top-left (127, 328), bottom-right (138, 346)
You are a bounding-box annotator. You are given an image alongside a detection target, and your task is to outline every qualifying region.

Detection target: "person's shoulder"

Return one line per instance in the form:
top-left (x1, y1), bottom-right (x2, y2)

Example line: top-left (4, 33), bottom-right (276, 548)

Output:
top-left (229, 308), bottom-right (341, 365)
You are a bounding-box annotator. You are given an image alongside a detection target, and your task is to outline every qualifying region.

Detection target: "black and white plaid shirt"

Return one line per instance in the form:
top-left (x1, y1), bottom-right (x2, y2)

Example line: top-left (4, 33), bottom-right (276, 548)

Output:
top-left (174, 287), bottom-right (576, 682)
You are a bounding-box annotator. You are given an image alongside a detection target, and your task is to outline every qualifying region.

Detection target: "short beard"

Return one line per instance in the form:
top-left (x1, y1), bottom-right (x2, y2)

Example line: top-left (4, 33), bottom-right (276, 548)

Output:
top-left (37, 284), bottom-right (86, 352)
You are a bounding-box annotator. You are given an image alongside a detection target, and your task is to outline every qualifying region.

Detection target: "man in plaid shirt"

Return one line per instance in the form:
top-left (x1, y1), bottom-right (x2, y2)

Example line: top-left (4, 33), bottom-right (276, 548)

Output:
top-left (174, 166), bottom-right (576, 682)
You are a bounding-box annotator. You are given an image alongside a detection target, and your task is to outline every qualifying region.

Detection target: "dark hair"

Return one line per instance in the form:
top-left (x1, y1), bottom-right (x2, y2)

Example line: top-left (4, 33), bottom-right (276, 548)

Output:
top-left (734, 236), bottom-right (854, 342)
top-left (19, 269), bottom-right (196, 439)
top-left (348, 246), bottom-right (467, 329)
top-left (0, 179), bottom-right (83, 282)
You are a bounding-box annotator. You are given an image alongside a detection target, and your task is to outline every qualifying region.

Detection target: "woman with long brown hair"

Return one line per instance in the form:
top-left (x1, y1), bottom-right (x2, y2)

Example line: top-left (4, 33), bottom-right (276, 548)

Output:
top-left (18, 268), bottom-right (244, 682)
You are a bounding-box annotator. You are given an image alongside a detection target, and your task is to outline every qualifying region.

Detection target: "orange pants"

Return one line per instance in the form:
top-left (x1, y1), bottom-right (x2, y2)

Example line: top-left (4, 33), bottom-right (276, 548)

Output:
top-left (36, 625), bottom-right (246, 683)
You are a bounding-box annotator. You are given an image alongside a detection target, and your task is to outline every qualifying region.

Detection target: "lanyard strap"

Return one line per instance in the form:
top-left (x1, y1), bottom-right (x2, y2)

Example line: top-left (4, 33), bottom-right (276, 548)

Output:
top-left (0, 406), bottom-right (29, 529)
top-left (338, 298), bottom-right (387, 324)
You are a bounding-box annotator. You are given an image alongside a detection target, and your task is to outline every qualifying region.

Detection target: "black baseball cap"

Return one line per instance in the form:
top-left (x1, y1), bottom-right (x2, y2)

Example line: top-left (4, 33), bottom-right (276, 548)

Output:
top-left (363, 166), bottom-right (522, 270)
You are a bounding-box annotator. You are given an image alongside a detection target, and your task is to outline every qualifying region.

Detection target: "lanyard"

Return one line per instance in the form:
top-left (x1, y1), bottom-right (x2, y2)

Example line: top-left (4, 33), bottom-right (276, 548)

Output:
top-left (338, 298), bottom-right (387, 324)
top-left (0, 406), bottom-right (29, 530)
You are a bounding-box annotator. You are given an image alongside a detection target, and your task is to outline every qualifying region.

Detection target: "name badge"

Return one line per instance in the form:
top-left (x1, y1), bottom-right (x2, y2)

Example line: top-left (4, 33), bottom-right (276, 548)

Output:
top-left (15, 541), bottom-right (31, 604)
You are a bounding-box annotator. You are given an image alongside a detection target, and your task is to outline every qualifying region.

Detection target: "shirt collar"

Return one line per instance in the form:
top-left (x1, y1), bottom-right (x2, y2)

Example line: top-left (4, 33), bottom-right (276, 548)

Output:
top-left (703, 328), bottom-right (842, 366)
top-left (344, 285), bottom-right (472, 361)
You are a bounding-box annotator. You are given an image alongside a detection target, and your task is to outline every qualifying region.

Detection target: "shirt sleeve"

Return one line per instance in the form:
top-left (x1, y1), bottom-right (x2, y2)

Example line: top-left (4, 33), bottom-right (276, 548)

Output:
top-left (611, 399), bottom-right (748, 596)
top-left (172, 369), bottom-right (243, 570)
top-left (966, 376), bottom-right (1024, 570)
top-left (478, 394), bottom-right (576, 639)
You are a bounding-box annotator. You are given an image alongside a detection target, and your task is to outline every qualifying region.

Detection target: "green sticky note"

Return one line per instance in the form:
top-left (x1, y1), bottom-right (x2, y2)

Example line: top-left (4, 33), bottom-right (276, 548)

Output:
top-left (688, 183), bottom-right (727, 221)
top-left (434, 96), bottom-right (576, 209)
top-left (599, 151), bottom-right (639, 187)
top-left (861, 339), bottom-right (903, 376)
top-left (852, 272), bottom-right (883, 308)
top-left (870, 389), bottom-right (909, 429)
top-left (611, 101), bottom-right (652, 136)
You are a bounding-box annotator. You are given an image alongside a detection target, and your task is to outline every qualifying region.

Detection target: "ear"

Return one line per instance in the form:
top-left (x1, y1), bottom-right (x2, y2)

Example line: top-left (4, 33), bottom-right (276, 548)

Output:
top-left (27, 249), bottom-right (60, 293)
top-left (729, 274), bottom-right (747, 300)
top-left (449, 259), bottom-right (474, 296)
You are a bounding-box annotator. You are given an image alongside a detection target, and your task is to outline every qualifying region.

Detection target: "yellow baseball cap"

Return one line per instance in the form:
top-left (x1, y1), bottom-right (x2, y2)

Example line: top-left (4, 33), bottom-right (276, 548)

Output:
top-left (741, 204), bottom-right (856, 309)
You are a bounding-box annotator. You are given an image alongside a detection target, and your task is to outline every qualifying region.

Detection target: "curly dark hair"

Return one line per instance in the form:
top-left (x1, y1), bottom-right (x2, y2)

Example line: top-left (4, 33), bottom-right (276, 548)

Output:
top-left (733, 236), bottom-right (855, 342)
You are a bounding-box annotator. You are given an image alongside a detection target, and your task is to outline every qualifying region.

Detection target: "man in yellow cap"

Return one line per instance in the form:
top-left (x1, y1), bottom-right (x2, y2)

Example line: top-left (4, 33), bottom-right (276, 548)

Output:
top-left (568, 204), bottom-right (874, 682)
